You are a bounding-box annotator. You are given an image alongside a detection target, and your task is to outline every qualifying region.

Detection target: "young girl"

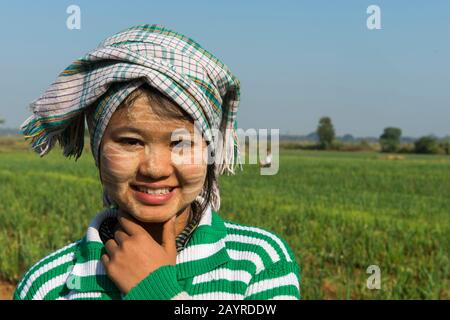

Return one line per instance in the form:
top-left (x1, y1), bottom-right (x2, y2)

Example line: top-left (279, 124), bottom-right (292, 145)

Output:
top-left (14, 24), bottom-right (301, 300)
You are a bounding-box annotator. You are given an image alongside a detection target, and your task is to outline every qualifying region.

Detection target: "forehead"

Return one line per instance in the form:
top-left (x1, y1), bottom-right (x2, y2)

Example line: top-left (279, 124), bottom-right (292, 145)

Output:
top-left (107, 95), bottom-right (195, 134)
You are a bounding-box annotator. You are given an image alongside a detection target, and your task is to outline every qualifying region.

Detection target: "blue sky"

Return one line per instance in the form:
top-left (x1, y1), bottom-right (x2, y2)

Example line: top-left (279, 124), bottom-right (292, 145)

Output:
top-left (0, 0), bottom-right (449, 137)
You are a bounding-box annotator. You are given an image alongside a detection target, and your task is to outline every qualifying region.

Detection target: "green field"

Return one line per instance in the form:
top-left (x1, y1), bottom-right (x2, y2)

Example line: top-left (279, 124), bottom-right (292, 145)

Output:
top-left (0, 137), bottom-right (449, 299)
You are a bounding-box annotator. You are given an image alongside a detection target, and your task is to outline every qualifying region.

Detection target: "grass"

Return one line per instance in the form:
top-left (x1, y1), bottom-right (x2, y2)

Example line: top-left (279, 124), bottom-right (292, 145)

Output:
top-left (0, 137), bottom-right (449, 299)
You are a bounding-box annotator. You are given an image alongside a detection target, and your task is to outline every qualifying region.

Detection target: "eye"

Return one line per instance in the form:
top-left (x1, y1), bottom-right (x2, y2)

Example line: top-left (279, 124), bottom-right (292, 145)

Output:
top-left (171, 139), bottom-right (193, 148)
top-left (118, 138), bottom-right (143, 146)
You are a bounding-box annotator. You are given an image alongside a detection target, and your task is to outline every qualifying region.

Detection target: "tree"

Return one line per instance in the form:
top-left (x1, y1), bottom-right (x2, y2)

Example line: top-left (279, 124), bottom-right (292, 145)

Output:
top-left (0, 117), bottom-right (4, 125)
top-left (440, 140), bottom-right (450, 155)
top-left (341, 134), bottom-right (355, 142)
top-left (379, 127), bottom-right (402, 153)
top-left (316, 117), bottom-right (335, 150)
top-left (414, 136), bottom-right (439, 154)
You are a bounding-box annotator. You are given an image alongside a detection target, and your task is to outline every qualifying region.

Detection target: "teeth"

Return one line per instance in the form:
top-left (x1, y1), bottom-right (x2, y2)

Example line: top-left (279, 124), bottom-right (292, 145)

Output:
top-left (137, 186), bottom-right (171, 195)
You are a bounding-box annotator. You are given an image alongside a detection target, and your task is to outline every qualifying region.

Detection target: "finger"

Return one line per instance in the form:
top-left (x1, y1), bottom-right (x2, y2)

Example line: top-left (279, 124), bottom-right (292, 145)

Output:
top-left (114, 228), bottom-right (129, 245)
top-left (104, 238), bottom-right (119, 256)
top-left (101, 253), bottom-right (110, 267)
top-left (117, 209), bottom-right (146, 236)
top-left (161, 215), bottom-right (177, 263)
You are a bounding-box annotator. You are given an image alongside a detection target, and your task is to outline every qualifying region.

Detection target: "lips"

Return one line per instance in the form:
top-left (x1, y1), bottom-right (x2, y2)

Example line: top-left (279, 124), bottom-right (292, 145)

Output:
top-left (130, 184), bottom-right (177, 205)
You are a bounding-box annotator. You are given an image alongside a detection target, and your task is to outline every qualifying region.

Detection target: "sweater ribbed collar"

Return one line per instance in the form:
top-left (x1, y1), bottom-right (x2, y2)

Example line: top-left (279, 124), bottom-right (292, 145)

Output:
top-left (65, 204), bottom-right (230, 293)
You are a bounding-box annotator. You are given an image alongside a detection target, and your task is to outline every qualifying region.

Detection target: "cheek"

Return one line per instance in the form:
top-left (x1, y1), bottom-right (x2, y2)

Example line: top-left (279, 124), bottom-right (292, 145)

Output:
top-left (177, 163), bottom-right (207, 194)
top-left (100, 143), bottom-right (139, 184)
top-left (173, 142), bottom-right (208, 191)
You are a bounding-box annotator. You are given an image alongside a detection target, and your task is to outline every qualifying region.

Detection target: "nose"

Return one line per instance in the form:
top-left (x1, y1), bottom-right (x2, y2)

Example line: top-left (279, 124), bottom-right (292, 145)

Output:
top-left (137, 145), bottom-right (174, 180)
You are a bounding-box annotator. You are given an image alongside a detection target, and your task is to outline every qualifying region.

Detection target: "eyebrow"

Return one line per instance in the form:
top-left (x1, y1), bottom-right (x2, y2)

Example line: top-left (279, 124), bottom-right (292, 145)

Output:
top-left (111, 126), bottom-right (194, 139)
top-left (112, 127), bottom-right (145, 136)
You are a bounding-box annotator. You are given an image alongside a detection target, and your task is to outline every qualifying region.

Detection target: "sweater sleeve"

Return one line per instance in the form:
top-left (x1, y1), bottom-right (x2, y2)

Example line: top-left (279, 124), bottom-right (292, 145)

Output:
top-left (123, 265), bottom-right (192, 300)
top-left (243, 259), bottom-right (301, 300)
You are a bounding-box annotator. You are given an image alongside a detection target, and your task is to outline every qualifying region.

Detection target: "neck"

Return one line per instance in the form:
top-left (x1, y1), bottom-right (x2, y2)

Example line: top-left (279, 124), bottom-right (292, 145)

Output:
top-left (133, 205), bottom-right (192, 245)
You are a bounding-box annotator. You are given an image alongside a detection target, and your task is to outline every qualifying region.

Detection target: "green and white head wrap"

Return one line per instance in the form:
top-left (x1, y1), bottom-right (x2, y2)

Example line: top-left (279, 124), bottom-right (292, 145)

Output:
top-left (20, 24), bottom-right (242, 211)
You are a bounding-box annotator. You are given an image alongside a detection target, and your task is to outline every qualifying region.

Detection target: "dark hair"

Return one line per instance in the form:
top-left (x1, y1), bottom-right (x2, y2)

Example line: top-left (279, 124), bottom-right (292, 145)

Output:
top-left (120, 83), bottom-right (190, 121)
top-left (119, 83), bottom-right (216, 220)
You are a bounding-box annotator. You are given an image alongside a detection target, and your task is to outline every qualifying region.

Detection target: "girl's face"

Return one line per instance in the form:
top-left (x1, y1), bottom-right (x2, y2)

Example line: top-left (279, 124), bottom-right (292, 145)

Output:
top-left (99, 95), bottom-right (208, 224)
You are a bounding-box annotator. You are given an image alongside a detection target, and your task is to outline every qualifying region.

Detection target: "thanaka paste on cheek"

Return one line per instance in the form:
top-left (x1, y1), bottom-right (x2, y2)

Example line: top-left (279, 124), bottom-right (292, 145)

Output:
top-left (101, 143), bottom-right (139, 195)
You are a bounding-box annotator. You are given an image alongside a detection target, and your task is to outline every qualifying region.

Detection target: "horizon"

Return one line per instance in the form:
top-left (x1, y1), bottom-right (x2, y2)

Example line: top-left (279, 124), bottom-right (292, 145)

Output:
top-left (0, 126), bottom-right (448, 140)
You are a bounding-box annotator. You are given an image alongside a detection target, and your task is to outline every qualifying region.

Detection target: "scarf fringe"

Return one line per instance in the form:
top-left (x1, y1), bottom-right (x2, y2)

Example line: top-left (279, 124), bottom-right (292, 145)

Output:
top-left (20, 111), bottom-right (86, 160)
top-left (211, 124), bottom-right (243, 212)
top-left (216, 125), bottom-right (243, 176)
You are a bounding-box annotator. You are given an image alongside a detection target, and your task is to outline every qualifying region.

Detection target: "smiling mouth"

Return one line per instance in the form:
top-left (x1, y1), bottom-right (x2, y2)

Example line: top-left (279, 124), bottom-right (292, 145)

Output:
top-left (130, 185), bottom-right (177, 195)
top-left (130, 184), bottom-right (178, 205)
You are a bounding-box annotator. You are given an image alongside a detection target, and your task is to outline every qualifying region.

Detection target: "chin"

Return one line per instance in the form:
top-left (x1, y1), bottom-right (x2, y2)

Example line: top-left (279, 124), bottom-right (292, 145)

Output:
top-left (130, 205), bottom-right (174, 223)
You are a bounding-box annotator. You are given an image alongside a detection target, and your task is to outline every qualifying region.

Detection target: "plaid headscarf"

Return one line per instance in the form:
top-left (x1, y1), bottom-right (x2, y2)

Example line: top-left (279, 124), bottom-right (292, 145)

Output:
top-left (20, 24), bottom-right (242, 211)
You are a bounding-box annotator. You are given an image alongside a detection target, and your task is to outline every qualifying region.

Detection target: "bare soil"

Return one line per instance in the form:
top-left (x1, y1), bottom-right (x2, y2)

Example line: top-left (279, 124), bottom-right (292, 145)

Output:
top-left (0, 281), bottom-right (15, 300)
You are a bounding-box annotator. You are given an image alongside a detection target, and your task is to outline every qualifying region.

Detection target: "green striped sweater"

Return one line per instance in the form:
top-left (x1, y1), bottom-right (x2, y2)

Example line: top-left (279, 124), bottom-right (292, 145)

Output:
top-left (13, 206), bottom-right (301, 300)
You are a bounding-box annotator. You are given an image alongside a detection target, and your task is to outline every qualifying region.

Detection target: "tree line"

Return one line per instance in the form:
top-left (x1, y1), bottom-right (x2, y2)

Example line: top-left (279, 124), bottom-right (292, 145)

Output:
top-left (1, 115), bottom-right (448, 155)
top-left (317, 116), bottom-right (450, 155)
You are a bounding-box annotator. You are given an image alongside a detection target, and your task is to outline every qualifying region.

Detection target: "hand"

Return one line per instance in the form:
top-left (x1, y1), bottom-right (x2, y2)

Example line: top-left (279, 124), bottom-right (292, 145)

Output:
top-left (101, 210), bottom-right (178, 294)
